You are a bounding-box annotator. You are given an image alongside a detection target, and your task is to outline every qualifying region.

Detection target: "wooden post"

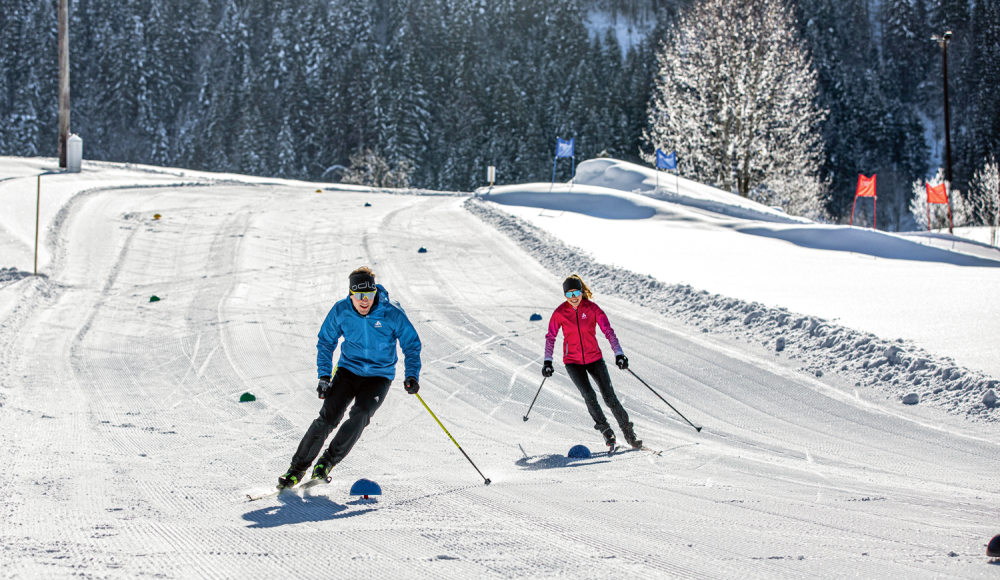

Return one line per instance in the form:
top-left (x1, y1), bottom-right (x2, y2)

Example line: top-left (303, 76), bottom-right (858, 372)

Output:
top-left (58, 0), bottom-right (70, 168)
top-left (35, 175), bottom-right (41, 276)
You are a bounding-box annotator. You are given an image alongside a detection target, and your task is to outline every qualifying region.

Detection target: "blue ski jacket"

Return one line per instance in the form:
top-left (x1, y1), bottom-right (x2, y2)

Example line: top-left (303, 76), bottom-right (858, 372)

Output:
top-left (316, 284), bottom-right (422, 381)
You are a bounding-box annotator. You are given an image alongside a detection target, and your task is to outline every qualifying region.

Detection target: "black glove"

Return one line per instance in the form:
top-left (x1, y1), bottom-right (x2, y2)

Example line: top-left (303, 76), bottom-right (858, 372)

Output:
top-left (615, 354), bottom-right (629, 370)
top-left (542, 361), bottom-right (554, 377)
top-left (404, 376), bottom-right (419, 395)
top-left (317, 376), bottom-right (331, 399)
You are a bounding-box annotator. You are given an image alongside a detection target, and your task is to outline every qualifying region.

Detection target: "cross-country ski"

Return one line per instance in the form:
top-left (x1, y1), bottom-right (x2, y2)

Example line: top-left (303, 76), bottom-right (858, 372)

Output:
top-left (247, 475), bottom-right (333, 502)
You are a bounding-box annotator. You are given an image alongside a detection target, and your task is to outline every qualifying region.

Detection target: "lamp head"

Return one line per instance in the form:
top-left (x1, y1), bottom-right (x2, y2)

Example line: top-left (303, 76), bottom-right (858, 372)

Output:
top-left (931, 32), bottom-right (953, 46)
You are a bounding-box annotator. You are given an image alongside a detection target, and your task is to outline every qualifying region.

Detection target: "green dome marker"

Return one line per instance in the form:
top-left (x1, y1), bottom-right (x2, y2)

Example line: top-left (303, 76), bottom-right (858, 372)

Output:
top-left (149, 295), bottom-right (161, 302)
top-left (240, 392), bottom-right (256, 402)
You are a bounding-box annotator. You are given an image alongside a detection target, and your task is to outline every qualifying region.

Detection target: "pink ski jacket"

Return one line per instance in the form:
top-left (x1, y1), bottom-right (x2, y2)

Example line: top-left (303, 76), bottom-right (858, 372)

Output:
top-left (544, 299), bottom-right (624, 365)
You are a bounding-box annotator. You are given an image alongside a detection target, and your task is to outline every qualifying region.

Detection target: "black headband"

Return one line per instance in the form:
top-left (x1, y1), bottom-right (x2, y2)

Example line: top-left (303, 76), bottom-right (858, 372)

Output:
top-left (349, 273), bottom-right (376, 292)
top-left (563, 277), bottom-right (583, 292)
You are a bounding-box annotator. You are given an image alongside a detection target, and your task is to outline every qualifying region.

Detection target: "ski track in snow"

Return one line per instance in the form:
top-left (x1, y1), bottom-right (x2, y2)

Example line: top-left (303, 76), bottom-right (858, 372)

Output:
top-left (0, 165), bottom-right (998, 578)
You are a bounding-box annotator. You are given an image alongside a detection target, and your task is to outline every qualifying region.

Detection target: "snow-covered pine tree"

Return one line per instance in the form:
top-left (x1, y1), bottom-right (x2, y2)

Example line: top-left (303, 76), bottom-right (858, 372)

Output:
top-left (341, 148), bottom-right (412, 188)
top-left (275, 116), bottom-right (296, 179)
top-left (880, 0), bottom-right (931, 104)
top-left (970, 158), bottom-right (999, 246)
top-left (379, 2), bottom-right (430, 181)
top-left (192, 0), bottom-right (254, 173)
top-left (565, 55), bottom-right (602, 164)
top-left (622, 37), bottom-right (657, 165)
top-left (310, 0), bottom-right (349, 180)
top-left (335, 0), bottom-right (381, 170)
top-left (795, 0), bottom-right (873, 220)
top-left (0, 0), bottom-right (55, 157)
top-left (951, 188), bottom-right (974, 227)
top-left (237, 103), bottom-right (266, 176)
top-left (402, 0), bottom-right (449, 188)
top-left (542, 0), bottom-right (594, 182)
top-left (597, 28), bottom-right (630, 159)
top-left (131, 13), bottom-right (157, 163)
top-left (645, 0), bottom-right (827, 218)
top-left (150, 121), bottom-right (170, 167)
top-left (955, 0), bottom-right (1000, 195)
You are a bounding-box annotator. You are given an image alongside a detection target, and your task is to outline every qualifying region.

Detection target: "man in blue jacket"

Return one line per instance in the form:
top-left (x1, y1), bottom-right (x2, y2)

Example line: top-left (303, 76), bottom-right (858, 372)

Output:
top-left (278, 266), bottom-right (422, 488)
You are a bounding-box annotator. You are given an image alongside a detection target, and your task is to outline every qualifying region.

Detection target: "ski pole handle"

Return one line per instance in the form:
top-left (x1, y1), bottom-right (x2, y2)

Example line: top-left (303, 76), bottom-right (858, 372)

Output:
top-left (523, 376), bottom-right (547, 422)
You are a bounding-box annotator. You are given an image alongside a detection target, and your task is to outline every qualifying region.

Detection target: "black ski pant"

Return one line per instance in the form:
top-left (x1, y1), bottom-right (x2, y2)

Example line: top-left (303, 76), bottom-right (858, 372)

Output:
top-left (564, 358), bottom-right (632, 436)
top-left (289, 367), bottom-right (391, 472)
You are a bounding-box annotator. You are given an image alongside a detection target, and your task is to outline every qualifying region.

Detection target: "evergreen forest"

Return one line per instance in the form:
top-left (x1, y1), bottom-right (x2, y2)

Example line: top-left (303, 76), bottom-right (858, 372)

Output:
top-left (1, 0), bottom-right (998, 226)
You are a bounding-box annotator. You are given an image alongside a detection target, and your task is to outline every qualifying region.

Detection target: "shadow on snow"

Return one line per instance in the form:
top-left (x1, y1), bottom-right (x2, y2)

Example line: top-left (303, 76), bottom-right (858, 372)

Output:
top-left (736, 224), bottom-right (1000, 267)
top-left (243, 491), bottom-right (375, 528)
top-left (515, 453), bottom-right (612, 470)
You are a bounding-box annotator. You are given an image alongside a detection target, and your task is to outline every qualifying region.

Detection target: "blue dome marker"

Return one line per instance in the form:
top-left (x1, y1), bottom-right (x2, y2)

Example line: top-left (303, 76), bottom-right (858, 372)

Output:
top-left (529, 313), bottom-right (542, 321)
top-left (350, 478), bottom-right (382, 499)
top-left (568, 445), bottom-right (592, 459)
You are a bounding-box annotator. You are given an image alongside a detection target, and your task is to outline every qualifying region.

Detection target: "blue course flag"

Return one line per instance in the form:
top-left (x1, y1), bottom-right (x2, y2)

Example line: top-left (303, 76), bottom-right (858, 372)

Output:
top-left (656, 149), bottom-right (677, 170)
top-left (555, 138), bottom-right (575, 158)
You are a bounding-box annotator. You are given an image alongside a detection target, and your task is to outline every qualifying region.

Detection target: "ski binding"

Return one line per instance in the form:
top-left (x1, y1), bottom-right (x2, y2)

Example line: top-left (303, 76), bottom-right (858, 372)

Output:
top-left (247, 476), bottom-right (332, 502)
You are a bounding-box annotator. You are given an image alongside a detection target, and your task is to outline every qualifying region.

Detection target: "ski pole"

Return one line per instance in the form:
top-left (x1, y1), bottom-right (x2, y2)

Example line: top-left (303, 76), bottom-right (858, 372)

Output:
top-left (627, 369), bottom-right (702, 432)
top-left (415, 392), bottom-right (491, 485)
top-left (523, 377), bottom-right (546, 422)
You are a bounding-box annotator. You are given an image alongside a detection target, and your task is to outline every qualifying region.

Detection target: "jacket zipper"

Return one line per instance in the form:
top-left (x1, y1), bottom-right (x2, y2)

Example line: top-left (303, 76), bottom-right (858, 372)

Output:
top-left (363, 310), bottom-right (370, 375)
top-left (575, 307), bottom-right (586, 365)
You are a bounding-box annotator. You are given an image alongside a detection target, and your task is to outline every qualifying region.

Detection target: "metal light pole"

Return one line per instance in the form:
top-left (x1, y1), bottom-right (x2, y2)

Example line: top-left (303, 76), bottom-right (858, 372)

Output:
top-left (58, 0), bottom-right (70, 168)
top-left (932, 30), bottom-right (954, 234)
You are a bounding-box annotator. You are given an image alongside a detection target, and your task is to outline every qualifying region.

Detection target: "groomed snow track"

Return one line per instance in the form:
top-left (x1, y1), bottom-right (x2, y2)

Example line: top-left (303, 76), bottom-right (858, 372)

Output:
top-left (1, 183), bottom-right (998, 579)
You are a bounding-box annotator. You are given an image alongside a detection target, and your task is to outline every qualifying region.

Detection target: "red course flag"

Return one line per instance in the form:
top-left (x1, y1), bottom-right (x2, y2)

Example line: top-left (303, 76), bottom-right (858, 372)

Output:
top-left (856, 174), bottom-right (877, 197)
top-left (924, 182), bottom-right (953, 231)
top-left (926, 182), bottom-right (948, 204)
top-left (851, 174), bottom-right (877, 228)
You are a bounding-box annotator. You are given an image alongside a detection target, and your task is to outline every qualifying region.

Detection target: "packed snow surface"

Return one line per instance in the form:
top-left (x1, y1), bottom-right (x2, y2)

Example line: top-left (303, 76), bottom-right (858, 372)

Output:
top-left (1, 157), bottom-right (998, 579)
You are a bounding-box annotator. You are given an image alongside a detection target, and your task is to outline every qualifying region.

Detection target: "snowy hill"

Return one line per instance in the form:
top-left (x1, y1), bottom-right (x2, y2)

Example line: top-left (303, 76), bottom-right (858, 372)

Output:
top-left (1, 157), bottom-right (998, 579)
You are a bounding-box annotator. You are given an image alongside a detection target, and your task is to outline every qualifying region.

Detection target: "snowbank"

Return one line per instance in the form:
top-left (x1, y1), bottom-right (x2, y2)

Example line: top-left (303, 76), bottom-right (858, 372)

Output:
top-left (571, 157), bottom-right (812, 224)
top-left (478, 183), bottom-right (657, 219)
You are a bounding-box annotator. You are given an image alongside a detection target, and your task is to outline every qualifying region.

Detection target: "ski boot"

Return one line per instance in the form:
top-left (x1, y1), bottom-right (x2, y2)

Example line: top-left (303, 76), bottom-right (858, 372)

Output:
top-left (278, 466), bottom-right (306, 489)
top-left (601, 427), bottom-right (617, 453)
top-left (622, 423), bottom-right (642, 449)
top-left (311, 454), bottom-right (335, 481)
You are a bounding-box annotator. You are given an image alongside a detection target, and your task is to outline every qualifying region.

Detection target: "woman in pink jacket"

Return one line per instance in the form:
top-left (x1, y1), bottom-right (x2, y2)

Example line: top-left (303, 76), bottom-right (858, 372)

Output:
top-left (543, 274), bottom-right (641, 450)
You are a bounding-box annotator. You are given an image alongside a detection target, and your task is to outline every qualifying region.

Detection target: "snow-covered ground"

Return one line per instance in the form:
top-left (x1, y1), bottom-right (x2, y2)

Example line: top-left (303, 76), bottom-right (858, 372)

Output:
top-left (1, 156), bottom-right (998, 578)
top-left (480, 158), bottom-right (1000, 386)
